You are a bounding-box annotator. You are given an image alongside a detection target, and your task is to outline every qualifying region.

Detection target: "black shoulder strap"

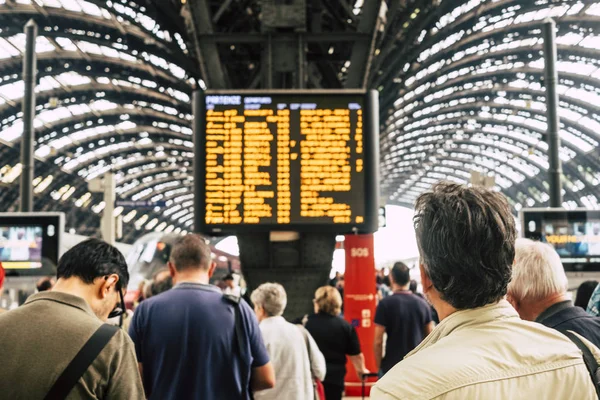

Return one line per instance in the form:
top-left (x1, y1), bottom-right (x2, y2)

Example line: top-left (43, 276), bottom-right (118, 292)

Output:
top-left (562, 330), bottom-right (600, 399)
top-left (44, 324), bottom-right (119, 400)
top-left (223, 294), bottom-right (250, 400)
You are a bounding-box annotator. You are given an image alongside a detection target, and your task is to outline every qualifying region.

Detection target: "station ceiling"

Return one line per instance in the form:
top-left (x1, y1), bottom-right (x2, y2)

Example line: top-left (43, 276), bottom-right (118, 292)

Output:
top-left (0, 0), bottom-right (598, 242)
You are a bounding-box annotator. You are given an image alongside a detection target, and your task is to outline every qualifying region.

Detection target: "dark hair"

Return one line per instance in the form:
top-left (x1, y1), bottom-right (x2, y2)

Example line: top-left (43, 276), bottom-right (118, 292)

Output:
top-left (149, 276), bottom-right (173, 297)
top-left (57, 238), bottom-right (129, 287)
top-left (36, 277), bottom-right (53, 292)
top-left (409, 280), bottom-right (418, 293)
top-left (223, 273), bottom-right (234, 281)
top-left (170, 234), bottom-right (211, 271)
top-left (414, 182), bottom-right (516, 309)
top-left (391, 262), bottom-right (410, 286)
top-left (575, 280), bottom-right (599, 309)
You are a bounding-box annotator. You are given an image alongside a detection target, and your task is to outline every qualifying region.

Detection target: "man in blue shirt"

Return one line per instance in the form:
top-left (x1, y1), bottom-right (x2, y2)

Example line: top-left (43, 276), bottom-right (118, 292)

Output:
top-left (373, 262), bottom-right (434, 375)
top-left (129, 234), bottom-right (275, 400)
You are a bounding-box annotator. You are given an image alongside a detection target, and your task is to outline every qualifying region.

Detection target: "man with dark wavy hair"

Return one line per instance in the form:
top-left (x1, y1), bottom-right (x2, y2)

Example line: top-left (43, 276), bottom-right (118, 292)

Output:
top-left (372, 182), bottom-right (600, 400)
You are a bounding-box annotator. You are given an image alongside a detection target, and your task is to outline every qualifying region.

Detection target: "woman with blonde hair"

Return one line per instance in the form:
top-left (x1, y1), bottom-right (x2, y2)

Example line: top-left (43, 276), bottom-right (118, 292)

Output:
top-left (305, 286), bottom-right (369, 400)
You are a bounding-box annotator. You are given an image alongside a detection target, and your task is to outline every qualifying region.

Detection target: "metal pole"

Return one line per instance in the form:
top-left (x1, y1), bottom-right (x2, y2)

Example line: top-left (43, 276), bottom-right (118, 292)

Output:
top-left (20, 19), bottom-right (37, 212)
top-left (193, 90), bottom-right (205, 233)
top-left (101, 172), bottom-right (116, 245)
top-left (297, 33), bottom-right (305, 89)
top-left (543, 18), bottom-right (563, 208)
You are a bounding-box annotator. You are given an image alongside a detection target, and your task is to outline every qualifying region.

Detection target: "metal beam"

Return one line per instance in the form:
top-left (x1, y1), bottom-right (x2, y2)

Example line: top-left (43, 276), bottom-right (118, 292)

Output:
top-left (20, 19), bottom-right (37, 212)
top-left (186, 0), bottom-right (228, 88)
top-left (212, 0), bottom-right (233, 24)
top-left (196, 32), bottom-right (370, 43)
top-left (344, 0), bottom-right (382, 88)
top-left (543, 18), bottom-right (563, 208)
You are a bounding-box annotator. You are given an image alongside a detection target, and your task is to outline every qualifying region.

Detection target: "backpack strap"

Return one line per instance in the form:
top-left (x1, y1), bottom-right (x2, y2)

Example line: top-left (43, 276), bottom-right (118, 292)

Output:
top-left (223, 294), bottom-right (250, 400)
top-left (562, 330), bottom-right (600, 399)
top-left (44, 324), bottom-right (119, 400)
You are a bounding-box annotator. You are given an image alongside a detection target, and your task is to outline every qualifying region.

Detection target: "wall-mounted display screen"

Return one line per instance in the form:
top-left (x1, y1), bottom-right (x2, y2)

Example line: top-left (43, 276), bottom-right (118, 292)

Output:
top-left (521, 209), bottom-right (600, 272)
top-left (0, 226), bottom-right (43, 269)
top-left (0, 213), bottom-right (63, 276)
top-left (195, 90), bottom-right (379, 235)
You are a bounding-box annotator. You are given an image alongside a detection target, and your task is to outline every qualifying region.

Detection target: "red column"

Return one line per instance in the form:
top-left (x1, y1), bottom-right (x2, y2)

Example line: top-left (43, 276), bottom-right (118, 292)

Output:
top-left (343, 234), bottom-right (377, 397)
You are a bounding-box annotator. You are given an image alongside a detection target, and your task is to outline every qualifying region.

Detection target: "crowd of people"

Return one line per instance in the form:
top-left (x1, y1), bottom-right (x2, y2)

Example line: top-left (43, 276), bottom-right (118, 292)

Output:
top-left (1, 181), bottom-right (600, 399)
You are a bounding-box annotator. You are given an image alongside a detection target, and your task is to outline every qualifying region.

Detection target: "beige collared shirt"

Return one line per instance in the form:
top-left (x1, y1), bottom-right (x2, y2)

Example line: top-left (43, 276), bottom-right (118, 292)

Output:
top-left (0, 291), bottom-right (145, 399)
top-left (372, 299), bottom-right (599, 400)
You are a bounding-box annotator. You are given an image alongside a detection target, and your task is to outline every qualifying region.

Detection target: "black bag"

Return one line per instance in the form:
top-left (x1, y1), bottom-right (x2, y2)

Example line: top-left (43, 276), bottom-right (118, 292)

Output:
top-left (562, 330), bottom-right (600, 399)
top-left (44, 324), bottom-right (119, 400)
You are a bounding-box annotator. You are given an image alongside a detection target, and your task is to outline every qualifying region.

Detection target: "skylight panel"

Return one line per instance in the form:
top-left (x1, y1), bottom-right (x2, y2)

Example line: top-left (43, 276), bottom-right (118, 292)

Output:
top-left (37, 107), bottom-right (72, 124)
top-left (55, 72), bottom-right (92, 86)
top-left (41, 0), bottom-right (62, 7)
top-left (0, 38), bottom-right (20, 59)
top-left (558, 32), bottom-right (584, 46)
top-left (59, 0), bottom-right (82, 12)
top-left (90, 100), bottom-right (118, 111)
top-left (586, 3), bottom-right (600, 16)
top-left (1, 81), bottom-right (25, 100)
top-left (79, 0), bottom-right (103, 17)
top-left (579, 35), bottom-right (600, 51)
top-left (76, 41), bottom-right (102, 55)
top-left (100, 46), bottom-right (120, 59)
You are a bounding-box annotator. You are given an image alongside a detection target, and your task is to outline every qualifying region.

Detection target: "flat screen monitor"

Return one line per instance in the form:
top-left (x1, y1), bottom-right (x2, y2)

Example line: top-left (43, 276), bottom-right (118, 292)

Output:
top-left (196, 90), bottom-right (380, 235)
top-left (520, 208), bottom-right (600, 272)
top-left (0, 213), bottom-right (64, 276)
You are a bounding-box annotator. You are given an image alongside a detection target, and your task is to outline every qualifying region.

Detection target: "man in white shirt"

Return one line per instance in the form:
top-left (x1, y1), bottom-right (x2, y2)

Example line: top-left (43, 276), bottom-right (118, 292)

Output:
top-left (222, 273), bottom-right (242, 297)
top-left (251, 283), bottom-right (326, 400)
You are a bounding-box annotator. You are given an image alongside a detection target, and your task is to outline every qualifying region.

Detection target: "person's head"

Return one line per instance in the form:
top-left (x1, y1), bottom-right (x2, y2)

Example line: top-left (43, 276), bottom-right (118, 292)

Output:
top-left (55, 238), bottom-right (128, 321)
top-left (36, 276), bottom-right (55, 292)
top-left (223, 273), bottom-right (235, 288)
top-left (409, 280), bottom-right (418, 294)
top-left (314, 285), bottom-right (342, 316)
top-left (414, 182), bottom-right (516, 317)
top-left (507, 238), bottom-right (568, 321)
top-left (390, 262), bottom-right (410, 288)
top-left (250, 282), bottom-right (287, 322)
top-left (167, 234), bottom-right (216, 283)
top-left (147, 268), bottom-right (173, 298)
top-left (575, 280), bottom-right (599, 309)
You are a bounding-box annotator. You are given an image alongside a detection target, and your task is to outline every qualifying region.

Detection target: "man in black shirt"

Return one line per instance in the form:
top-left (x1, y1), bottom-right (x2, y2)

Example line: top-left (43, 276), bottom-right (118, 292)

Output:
top-left (508, 238), bottom-right (600, 348)
top-left (374, 262), bottom-right (434, 375)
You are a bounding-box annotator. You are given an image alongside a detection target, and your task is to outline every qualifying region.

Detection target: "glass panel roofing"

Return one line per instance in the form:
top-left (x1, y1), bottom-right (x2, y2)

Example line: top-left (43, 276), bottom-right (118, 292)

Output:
top-left (0, 0), bottom-right (599, 241)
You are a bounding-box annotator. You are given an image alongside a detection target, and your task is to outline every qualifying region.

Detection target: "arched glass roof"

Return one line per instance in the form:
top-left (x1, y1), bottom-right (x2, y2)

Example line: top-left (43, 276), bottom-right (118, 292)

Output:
top-left (373, 0), bottom-right (600, 212)
top-left (1, 0), bottom-right (599, 243)
top-left (0, 0), bottom-right (200, 241)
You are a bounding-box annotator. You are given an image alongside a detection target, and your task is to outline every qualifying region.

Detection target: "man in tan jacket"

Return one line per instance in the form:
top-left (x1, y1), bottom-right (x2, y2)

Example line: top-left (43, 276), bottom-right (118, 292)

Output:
top-left (0, 238), bottom-right (144, 399)
top-left (372, 182), bottom-right (599, 400)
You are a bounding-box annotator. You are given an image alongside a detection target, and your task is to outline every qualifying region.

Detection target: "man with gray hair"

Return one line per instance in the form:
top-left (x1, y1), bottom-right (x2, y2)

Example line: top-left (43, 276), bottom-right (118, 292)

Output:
top-left (251, 283), bottom-right (326, 400)
top-left (508, 238), bottom-right (600, 348)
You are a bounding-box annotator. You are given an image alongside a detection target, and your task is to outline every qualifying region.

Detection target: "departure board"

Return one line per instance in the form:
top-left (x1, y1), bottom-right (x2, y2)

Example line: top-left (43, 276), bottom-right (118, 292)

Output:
top-left (195, 90), bottom-right (379, 234)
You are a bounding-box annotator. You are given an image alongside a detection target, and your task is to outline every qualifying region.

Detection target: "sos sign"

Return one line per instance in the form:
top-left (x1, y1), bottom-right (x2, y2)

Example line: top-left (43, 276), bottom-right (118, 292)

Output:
top-left (350, 248), bottom-right (370, 258)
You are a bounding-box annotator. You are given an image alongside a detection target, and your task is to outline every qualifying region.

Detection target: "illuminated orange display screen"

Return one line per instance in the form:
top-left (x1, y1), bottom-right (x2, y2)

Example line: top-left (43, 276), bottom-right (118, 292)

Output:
top-left (198, 91), bottom-right (378, 234)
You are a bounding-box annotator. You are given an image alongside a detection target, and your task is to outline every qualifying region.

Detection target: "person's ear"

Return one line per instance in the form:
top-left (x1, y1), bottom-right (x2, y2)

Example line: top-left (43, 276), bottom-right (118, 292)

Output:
top-left (506, 293), bottom-right (519, 311)
top-left (99, 274), bottom-right (119, 299)
top-left (207, 261), bottom-right (217, 278)
top-left (167, 261), bottom-right (176, 278)
top-left (419, 263), bottom-right (433, 293)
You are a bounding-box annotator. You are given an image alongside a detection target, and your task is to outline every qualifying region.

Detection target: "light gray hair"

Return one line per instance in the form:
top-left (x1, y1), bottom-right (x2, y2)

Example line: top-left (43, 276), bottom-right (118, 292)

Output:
top-left (507, 238), bottom-right (568, 302)
top-left (250, 283), bottom-right (287, 317)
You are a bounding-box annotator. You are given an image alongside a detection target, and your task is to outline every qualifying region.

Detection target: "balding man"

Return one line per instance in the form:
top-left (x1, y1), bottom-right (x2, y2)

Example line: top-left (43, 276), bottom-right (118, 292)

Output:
top-left (507, 238), bottom-right (600, 348)
top-left (129, 234), bottom-right (275, 400)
